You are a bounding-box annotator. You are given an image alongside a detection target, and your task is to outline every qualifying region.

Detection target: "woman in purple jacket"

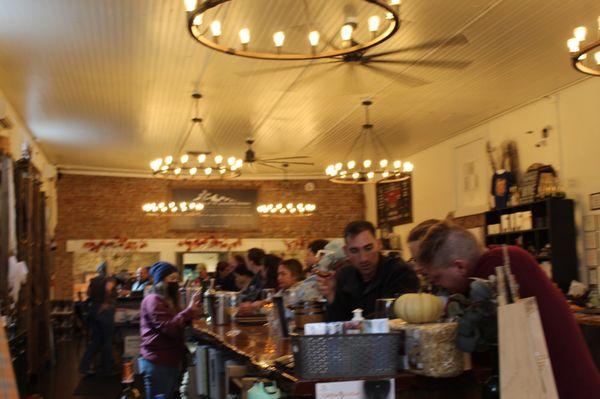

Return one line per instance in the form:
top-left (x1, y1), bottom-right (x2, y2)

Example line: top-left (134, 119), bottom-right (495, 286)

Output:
top-left (139, 262), bottom-right (201, 399)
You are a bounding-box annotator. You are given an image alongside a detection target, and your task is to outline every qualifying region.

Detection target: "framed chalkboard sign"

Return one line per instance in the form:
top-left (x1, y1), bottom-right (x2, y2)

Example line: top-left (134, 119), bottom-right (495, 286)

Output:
top-left (169, 188), bottom-right (258, 231)
top-left (376, 178), bottom-right (413, 227)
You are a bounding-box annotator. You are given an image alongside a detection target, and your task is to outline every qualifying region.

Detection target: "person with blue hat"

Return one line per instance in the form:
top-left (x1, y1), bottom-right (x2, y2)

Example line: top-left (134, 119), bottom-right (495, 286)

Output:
top-left (139, 261), bottom-right (202, 399)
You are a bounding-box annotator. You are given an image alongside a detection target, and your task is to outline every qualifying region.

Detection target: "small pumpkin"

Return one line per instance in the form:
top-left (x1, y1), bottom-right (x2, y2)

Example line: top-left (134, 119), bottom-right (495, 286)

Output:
top-left (394, 293), bottom-right (444, 324)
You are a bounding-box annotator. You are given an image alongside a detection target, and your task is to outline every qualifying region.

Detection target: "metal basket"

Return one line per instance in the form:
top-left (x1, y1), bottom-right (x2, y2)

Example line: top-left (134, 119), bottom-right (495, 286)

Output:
top-left (291, 333), bottom-right (402, 379)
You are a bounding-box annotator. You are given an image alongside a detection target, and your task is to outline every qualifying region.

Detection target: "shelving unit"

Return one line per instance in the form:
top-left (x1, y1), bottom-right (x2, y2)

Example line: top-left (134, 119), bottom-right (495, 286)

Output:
top-left (484, 197), bottom-right (578, 293)
top-left (50, 300), bottom-right (75, 342)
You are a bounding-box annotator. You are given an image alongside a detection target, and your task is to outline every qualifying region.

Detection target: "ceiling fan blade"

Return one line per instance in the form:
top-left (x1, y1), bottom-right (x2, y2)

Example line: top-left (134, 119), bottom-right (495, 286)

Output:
top-left (264, 160), bottom-right (315, 166)
top-left (257, 161), bottom-right (285, 171)
top-left (365, 34), bottom-right (469, 59)
top-left (260, 156), bottom-right (312, 161)
top-left (361, 64), bottom-right (429, 87)
top-left (237, 59), bottom-right (343, 77)
top-left (368, 59), bottom-right (472, 69)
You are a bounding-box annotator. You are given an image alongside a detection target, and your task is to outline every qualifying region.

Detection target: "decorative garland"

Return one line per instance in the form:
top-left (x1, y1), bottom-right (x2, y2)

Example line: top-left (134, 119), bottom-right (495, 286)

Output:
top-left (177, 237), bottom-right (243, 252)
top-left (284, 237), bottom-right (310, 252)
top-left (82, 237), bottom-right (148, 253)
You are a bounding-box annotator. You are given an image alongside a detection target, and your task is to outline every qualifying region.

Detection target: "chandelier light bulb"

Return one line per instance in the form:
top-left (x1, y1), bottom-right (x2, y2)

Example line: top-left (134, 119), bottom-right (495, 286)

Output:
top-left (595, 51), bottom-right (600, 65)
top-left (198, 154), bottom-right (207, 163)
top-left (215, 155), bottom-right (223, 164)
top-left (389, 0), bottom-right (401, 5)
top-left (239, 28), bottom-right (250, 45)
top-left (382, 171), bottom-right (390, 178)
top-left (150, 159), bottom-right (162, 171)
top-left (352, 172), bottom-right (360, 179)
top-left (190, 167), bottom-right (197, 175)
top-left (368, 16), bottom-right (381, 33)
top-left (211, 20), bottom-right (222, 37)
top-left (574, 26), bottom-right (587, 41)
top-left (309, 31), bottom-right (320, 47)
top-left (165, 155), bottom-right (173, 165)
top-left (204, 167), bottom-right (212, 175)
top-left (273, 31), bottom-right (285, 47)
top-left (174, 168), bottom-right (181, 175)
top-left (169, 202), bottom-right (176, 208)
top-left (393, 160), bottom-right (402, 169)
top-left (367, 171), bottom-right (375, 179)
top-left (347, 160), bottom-right (356, 169)
top-left (227, 156), bottom-right (235, 166)
top-left (578, 53), bottom-right (587, 61)
top-left (180, 154), bottom-right (189, 163)
top-left (363, 159), bottom-right (372, 168)
top-left (567, 38), bottom-right (580, 53)
top-left (379, 159), bottom-right (388, 168)
top-left (341, 24), bottom-right (353, 42)
top-left (184, 0), bottom-right (197, 12)
top-left (335, 162), bottom-right (343, 170)
top-left (276, 203), bottom-right (283, 209)
top-left (219, 168), bottom-right (226, 174)
top-left (192, 14), bottom-right (203, 26)
top-left (403, 161), bottom-right (414, 172)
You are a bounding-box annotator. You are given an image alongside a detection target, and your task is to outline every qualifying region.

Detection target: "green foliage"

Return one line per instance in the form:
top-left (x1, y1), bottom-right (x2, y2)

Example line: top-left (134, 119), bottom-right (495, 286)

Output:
top-left (448, 279), bottom-right (498, 352)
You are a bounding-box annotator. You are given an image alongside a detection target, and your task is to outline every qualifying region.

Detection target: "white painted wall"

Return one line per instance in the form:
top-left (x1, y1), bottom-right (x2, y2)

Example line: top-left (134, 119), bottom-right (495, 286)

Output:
top-left (366, 78), bottom-right (600, 284)
top-left (0, 89), bottom-right (58, 236)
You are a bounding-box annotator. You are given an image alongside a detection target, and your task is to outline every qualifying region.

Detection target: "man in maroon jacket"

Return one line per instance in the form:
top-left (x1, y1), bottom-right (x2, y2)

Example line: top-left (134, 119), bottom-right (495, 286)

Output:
top-left (417, 221), bottom-right (600, 398)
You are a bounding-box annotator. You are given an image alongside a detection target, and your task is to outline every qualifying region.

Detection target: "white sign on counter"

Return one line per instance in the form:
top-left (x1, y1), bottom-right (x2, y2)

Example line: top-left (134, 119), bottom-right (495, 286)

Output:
top-left (315, 379), bottom-right (394, 399)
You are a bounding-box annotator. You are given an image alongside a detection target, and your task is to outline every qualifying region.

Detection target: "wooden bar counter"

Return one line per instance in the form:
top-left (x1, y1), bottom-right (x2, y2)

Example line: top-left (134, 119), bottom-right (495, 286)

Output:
top-left (190, 319), bottom-right (489, 398)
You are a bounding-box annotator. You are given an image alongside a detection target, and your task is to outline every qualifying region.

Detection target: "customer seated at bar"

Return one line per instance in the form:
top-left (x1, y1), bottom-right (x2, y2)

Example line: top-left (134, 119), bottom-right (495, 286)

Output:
top-left (233, 265), bottom-right (255, 291)
top-left (131, 266), bottom-right (150, 292)
top-left (417, 220), bottom-right (600, 398)
top-left (305, 239), bottom-right (329, 273)
top-left (318, 220), bottom-right (420, 321)
top-left (239, 247), bottom-right (266, 302)
top-left (215, 260), bottom-right (238, 291)
top-left (264, 253), bottom-right (283, 290)
top-left (406, 219), bottom-right (440, 289)
top-left (277, 258), bottom-right (305, 291)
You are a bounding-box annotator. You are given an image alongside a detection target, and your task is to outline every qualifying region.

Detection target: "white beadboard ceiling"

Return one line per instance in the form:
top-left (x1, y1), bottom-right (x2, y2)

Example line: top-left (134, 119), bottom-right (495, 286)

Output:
top-left (0, 0), bottom-right (597, 176)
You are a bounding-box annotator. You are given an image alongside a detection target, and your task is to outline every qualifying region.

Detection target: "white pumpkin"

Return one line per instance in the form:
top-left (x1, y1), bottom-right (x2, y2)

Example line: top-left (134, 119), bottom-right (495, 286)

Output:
top-left (394, 293), bottom-right (444, 324)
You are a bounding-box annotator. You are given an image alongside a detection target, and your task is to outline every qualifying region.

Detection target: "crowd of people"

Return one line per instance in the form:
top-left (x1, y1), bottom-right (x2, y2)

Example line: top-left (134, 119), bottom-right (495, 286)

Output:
top-left (78, 218), bottom-right (599, 398)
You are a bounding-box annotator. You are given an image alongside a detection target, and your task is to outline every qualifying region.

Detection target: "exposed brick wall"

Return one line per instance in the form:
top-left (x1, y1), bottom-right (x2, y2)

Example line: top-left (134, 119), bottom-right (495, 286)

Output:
top-left (54, 174), bottom-right (364, 298)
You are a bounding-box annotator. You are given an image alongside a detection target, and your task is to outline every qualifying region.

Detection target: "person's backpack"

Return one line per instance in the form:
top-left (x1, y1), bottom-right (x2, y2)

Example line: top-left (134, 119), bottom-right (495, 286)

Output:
top-left (87, 276), bottom-right (106, 303)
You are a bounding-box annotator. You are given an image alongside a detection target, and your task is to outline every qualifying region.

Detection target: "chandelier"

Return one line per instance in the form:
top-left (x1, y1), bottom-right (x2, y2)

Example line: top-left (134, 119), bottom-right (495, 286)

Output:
top-left (142, 201), bottom-right (205, 216)
top-left (256, 202), bottom-right (316, 217)
top-left (183, 0), bottom-right (401, 61)
top-left (149, 92), bottom-right (243, 179)
top-left (325, 100), bottom-right (413, 184)
top-left (566, 17), bottom-right (600, 76)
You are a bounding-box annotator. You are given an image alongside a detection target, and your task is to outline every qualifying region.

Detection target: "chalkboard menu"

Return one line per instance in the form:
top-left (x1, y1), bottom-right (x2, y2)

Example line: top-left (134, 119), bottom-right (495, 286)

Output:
top-left (169, 188), bottom-right (258, 231)
top-left (376, 178), bottom-right (413, 227)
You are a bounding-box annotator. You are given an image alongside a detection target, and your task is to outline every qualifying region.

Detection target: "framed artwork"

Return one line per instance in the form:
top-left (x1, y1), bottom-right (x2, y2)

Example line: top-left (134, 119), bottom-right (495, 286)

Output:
top-left (454, 138), bottom-right (488, 216)
top-left (376, 177), bottom-right (412, 227)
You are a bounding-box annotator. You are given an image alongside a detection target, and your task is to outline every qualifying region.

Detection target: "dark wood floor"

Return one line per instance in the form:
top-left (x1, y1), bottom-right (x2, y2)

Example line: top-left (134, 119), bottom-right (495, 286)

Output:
top-left (27, 338), bottom-right (123, 399)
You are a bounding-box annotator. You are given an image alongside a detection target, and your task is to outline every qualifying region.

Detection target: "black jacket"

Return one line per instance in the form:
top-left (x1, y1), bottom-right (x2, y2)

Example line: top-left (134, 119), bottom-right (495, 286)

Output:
top-left (326, 255), bottom-right (419, 321)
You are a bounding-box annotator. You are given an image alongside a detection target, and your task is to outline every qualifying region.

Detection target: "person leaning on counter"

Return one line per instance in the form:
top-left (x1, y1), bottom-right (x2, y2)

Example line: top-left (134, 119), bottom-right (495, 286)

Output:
top-left (416, 220), bottom-right (600, 398)
top-left (317, 220), bottom-right (420, 321)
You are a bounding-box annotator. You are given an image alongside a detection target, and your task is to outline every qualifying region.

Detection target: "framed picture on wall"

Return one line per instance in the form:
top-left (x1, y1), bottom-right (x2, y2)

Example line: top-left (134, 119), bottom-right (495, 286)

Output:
top-left (376, 177), bottom-right (413, 227)
top-left (454, 138), bottom-right (489, 216)
top-left (590, 192), bottom-right (600, 211)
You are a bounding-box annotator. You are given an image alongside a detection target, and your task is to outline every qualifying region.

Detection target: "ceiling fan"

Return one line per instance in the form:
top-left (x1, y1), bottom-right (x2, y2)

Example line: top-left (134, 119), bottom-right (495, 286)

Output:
top-left (242, 138), bottom-right (313, 171)
top-left (239, 33), bottom-right (471, 87)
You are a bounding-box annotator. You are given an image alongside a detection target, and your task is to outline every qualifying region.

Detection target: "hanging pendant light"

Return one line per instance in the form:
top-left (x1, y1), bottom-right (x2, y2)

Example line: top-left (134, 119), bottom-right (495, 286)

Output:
top-left (325, 100), bottom-right (414, 184)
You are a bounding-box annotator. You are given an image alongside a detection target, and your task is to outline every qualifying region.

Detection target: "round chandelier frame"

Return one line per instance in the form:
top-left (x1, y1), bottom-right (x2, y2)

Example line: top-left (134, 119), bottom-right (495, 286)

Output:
top-left (256, 202), bottom-right (316, 217)
top-left (325, 100), bottom-right (413, 185)
top-left (185, 0), bottom-right (401, 61)
top-left (149, 92), bottom-right (243, 180)
top-left (142, 201), bottom-right (205, 216)
top-left (566, 18), bottom-right (600, 77)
